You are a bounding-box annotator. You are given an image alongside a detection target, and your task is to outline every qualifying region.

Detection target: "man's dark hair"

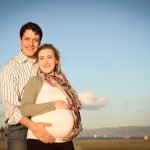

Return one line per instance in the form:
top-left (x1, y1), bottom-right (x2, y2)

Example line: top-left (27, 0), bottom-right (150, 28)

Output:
top-left (20, 22), bottom-right (43, 41)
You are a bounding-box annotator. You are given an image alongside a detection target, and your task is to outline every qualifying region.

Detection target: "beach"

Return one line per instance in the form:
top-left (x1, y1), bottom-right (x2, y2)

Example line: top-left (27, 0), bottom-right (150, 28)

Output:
top-left (0, 139), bottom-right (150, 150)
top-left (76, 139), bottom-right (150, 150)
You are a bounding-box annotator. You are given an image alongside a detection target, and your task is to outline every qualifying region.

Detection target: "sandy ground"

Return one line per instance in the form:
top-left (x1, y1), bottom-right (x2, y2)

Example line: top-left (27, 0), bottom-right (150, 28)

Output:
top-left (0, 139), bottom-right (150, 150)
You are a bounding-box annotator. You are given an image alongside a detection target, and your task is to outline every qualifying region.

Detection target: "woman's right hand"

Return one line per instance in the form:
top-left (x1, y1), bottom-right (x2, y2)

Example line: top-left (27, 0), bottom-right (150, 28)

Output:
top-left (54, 100), bottom-right (69, 109)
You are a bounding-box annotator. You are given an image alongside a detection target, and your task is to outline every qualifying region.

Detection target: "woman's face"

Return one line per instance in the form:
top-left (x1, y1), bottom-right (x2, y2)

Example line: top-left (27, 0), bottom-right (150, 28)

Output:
top-left (38, 48), bottom-right (57, 74)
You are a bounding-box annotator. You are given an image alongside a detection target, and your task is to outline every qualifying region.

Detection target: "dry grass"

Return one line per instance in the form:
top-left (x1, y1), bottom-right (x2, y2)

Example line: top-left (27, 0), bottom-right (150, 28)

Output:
top-left (0, 139), bottom-right (150, 150)
top-left (0, 141), bottom-right (7, 150)
top-left (75, 139), bottom-right (150, 150)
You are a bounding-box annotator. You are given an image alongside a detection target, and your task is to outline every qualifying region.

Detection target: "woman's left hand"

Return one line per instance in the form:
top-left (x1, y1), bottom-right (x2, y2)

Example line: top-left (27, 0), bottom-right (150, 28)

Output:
top-left (62, 130), bottom-right (75, 141)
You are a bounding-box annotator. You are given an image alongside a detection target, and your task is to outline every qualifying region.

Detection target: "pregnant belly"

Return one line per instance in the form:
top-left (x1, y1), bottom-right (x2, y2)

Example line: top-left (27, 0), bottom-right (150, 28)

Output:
top-left (31, 109), bottom-right (74, 142)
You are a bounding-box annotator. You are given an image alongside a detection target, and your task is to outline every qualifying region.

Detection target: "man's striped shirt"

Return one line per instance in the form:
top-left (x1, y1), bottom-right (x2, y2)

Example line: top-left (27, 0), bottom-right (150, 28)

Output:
top-left (0, 51), bottom-right (38, 125)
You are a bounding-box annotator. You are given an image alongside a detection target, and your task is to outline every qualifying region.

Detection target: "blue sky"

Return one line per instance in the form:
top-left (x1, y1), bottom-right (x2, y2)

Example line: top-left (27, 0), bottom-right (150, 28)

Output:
top-left (0, 0), bottom-right (150, 129)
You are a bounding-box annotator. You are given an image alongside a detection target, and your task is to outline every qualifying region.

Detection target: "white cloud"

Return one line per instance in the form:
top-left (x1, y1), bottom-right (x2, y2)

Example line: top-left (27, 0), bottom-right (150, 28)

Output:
top-left (78, 92), bottom-right (108, 110)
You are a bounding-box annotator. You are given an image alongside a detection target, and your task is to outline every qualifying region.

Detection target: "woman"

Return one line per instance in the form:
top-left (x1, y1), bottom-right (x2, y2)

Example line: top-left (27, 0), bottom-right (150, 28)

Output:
top-left (20, 43), bottom-right (82, 150)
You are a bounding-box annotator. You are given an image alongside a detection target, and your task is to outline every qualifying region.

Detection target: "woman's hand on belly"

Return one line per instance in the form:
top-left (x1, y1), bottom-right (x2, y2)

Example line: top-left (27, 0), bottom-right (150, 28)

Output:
top-left (32, 108), bottom-right (74, 142)
top-left (54, 100), bottom-right (69, 109)
top-left (31, 122), bottom-right (56, 143)
top-left (62, 129), bottom-right (76, 141)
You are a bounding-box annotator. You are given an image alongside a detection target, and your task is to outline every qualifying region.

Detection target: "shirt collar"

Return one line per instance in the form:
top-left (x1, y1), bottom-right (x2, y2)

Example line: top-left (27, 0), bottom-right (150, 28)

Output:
top-left (18, 51), bottom-right (37, 64)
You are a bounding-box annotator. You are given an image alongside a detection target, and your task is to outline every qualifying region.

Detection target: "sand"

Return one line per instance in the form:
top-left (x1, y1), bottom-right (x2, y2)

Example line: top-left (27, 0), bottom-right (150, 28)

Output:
top-left (0, 139), bottom-right (150, 150)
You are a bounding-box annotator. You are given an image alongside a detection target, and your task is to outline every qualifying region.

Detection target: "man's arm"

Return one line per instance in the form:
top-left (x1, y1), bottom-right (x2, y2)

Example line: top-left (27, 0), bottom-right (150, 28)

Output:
top-left (0, 67), bottom-right (22, 125)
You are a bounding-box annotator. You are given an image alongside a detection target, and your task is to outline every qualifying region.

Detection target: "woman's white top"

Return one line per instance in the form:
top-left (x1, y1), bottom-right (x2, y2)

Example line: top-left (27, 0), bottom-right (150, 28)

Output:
top-left (27, 82), bottom-right (74, 143)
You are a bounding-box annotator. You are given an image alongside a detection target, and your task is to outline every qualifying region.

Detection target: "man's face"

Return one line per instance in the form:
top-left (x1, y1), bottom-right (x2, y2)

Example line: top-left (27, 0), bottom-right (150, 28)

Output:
top-left (20, 29), bottom-right (40, 58)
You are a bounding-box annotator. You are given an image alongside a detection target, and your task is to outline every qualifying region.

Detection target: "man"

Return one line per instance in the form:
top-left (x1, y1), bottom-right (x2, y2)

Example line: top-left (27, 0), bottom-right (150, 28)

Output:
top-left (0, 22), bottom-right (54, 150)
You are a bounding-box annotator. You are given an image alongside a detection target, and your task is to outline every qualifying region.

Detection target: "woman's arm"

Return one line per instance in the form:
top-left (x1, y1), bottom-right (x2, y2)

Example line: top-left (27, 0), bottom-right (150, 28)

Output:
top-left (20, 76), bottom-right (55, 116)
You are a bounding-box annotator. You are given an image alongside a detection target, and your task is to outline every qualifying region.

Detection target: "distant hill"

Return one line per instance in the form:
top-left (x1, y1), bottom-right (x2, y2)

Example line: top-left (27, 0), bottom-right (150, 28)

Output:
top-left (78, 126), bottom-right (150, 139)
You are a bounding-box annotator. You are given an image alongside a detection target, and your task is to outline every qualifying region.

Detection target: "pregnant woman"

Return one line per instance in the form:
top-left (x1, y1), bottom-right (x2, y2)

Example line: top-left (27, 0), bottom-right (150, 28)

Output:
top-left (20, 43), bottom-right (82, 150)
